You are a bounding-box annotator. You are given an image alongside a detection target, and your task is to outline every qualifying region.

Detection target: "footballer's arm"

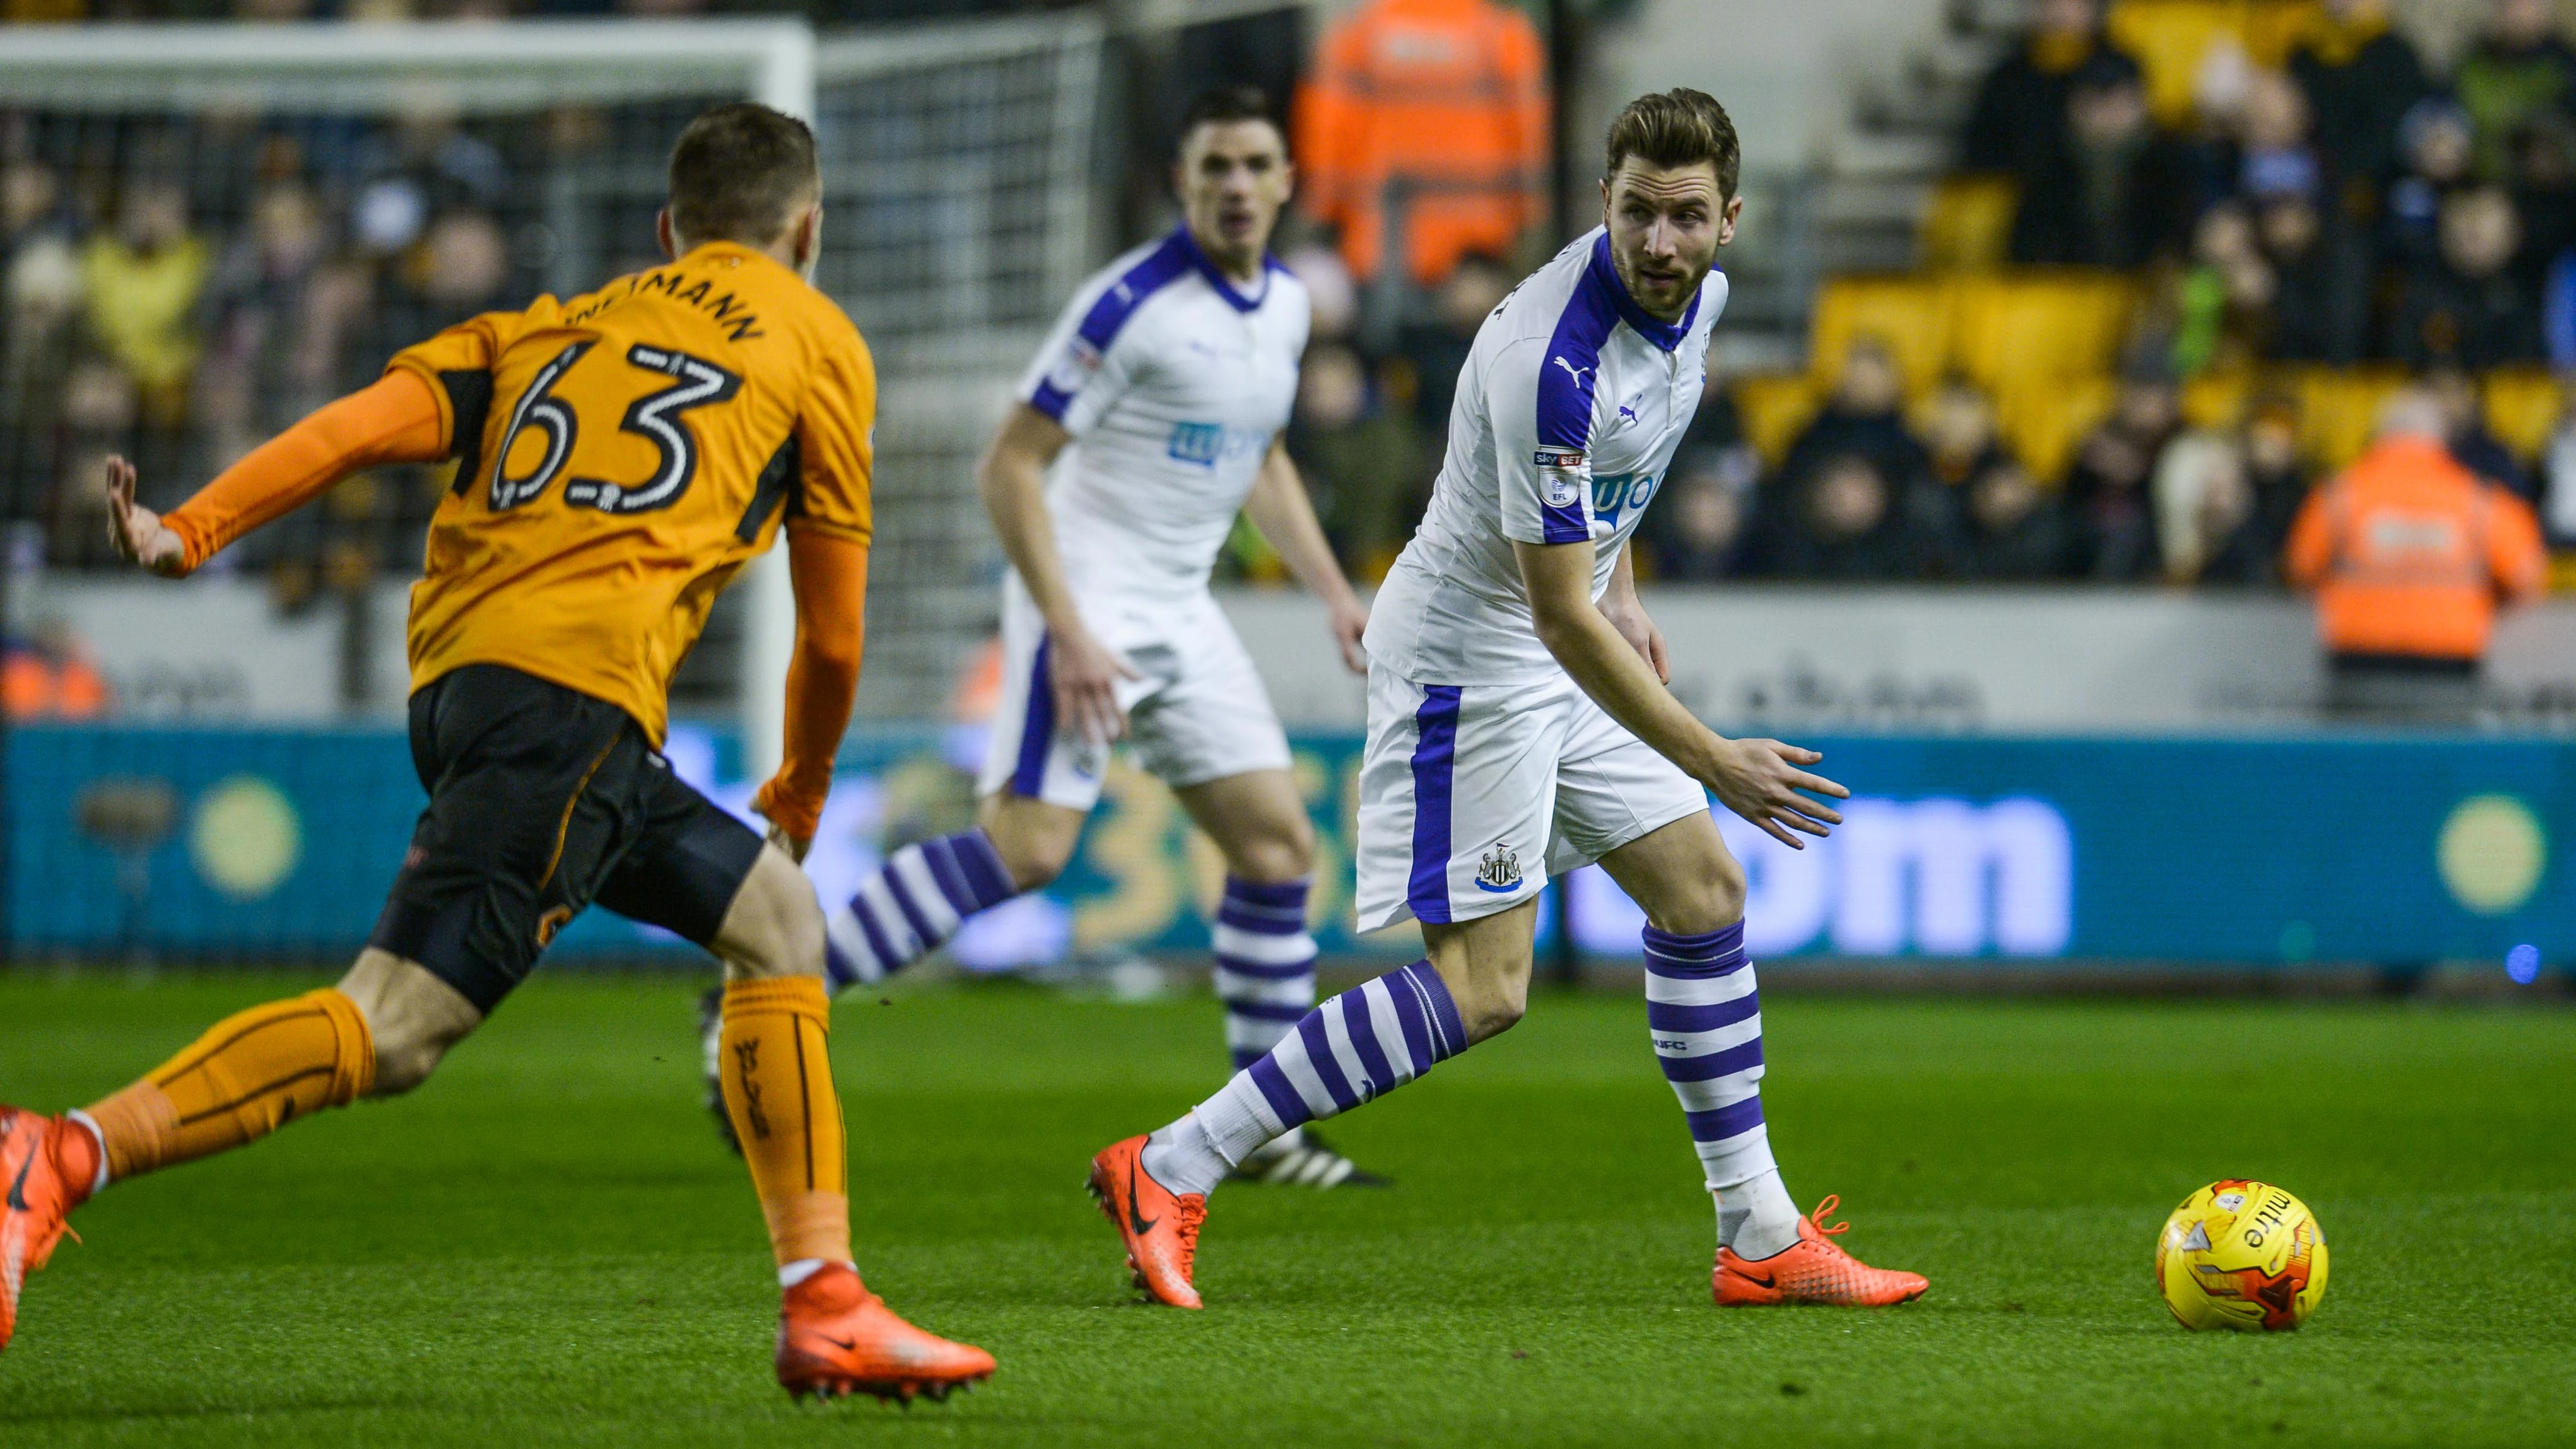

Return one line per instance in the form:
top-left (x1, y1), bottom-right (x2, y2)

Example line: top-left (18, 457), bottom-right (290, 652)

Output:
top-left (1512, 536), bottom-right (1846, 849)
top-left (975, 403), bottom-right (1139, 744)
top-left (1241, 436), bottom-right (1369, 673)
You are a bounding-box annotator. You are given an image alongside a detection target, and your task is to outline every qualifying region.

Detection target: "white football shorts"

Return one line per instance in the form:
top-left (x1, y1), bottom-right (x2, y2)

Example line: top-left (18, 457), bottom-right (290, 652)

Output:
top-left (1351, 661), bottom-right (1710, 933)
top-left (978, 576), bottom-right (1294, 811)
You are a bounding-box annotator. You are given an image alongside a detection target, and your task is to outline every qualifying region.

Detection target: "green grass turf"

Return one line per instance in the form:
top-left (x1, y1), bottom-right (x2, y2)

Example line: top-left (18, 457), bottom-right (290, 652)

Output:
top-left (1, 972), bottom-right (2571, 1447)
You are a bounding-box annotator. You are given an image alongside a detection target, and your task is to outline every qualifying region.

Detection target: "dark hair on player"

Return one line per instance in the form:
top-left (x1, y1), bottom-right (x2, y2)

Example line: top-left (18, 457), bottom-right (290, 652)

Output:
top-left (1603, 89), bottom-right (1739, 200)
top-left (1176, 85), bottom-right (1284, 151)
top-left (667, 102), bottom-right (821, 247)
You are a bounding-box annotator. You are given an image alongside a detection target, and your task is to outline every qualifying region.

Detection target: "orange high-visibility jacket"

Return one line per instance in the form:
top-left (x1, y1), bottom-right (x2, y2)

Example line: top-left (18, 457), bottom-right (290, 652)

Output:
top-left (2284, 435), bottom-right (2546, 660)
top-left (1293, 0), bottom-right (1550, 286)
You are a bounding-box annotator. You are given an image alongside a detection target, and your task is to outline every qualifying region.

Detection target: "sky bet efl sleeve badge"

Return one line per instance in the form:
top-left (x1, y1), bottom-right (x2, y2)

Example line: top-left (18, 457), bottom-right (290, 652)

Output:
top-left (1533, 447), bottom-right (1588, 509)
top-left (1045, 336), bottom-right (1102, 397)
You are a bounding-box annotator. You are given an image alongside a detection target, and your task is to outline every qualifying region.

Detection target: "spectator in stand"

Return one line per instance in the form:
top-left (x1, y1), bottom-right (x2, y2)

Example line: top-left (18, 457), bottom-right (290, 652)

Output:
top-left (2067, 356), bottom-right (2183, 580)
top-left (2427, 363), bottom-right (2532, 498)
top-left (1764, 453), bottom-right (1944, 582)
top-left (1398, 251), bottom-right (1515, 442)
top-left (2235, 70), bottom-right (2325, 206)
top-left (2383, 98), bottom-right (2477, 272)
top-left (2509, 113), bottom-right (2576, 271)
top-left (1293, 0), bottom-right (1548, 291)
top-left (2287, 0), bottom-right (2430, 219)
top-left (1759, 339), bottom-right (1948, 580)
top-left (2286, 388), bottom-right (2547, 722)
top-left (2152, 429), bottom-right (2274, 585)
top-left (2009, 57), bottom-right (2192, 267)
top-left (1286, 341), bottom-right (1420, 579)
top-left (1962, 0), bottom-right (2141, 188)
top-left (1956, 457), bottom-right (2078, 580)
top-left (80, 177), bottom-right (209, 432)
top-left (2452, 0), bottom-right (2576, 184)
top-left (2386, 184), bottom-right (2545, 366)
top-left (2242, 390), bottom-right (2313, 555)
top-left (198, 180), bottom-right (368, 467)
top-left (1640, 444), bottom-right (1759, 582)
top-left (2255, 189), bottom-right (2370, 363)
top-left (1771, 336), bottom-right (1929, 518)
top-left (1920, 374), bottom-right (2012, 498)
top-left (2168, 201), bottom-right (2274, 375)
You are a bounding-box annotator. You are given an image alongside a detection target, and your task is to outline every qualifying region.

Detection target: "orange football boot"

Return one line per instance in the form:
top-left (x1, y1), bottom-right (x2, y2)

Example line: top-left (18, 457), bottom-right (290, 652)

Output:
top-left (1085, 1135), bottom-right (1205, 1309)
top-left (1712, 1195), bottom-right (1928, 1307)
top-left (774, 1263), bottom-right (995, 1403)
top-left (1, 1107), bottom-right (91, 1354)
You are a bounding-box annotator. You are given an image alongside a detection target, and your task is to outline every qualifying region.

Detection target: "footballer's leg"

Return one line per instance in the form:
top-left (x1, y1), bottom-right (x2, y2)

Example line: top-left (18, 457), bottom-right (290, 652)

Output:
top-left (1, 950), bottom-right (467, 1353)
top-left (1087, 669), bottom-right (1555, 1307)
top-left (1595, 811), bottom-right (1926, 1307)
top-left (1174, 769), bottom-right (1386, 1189)
top-left (613, 772), bottom-right (993, 1401)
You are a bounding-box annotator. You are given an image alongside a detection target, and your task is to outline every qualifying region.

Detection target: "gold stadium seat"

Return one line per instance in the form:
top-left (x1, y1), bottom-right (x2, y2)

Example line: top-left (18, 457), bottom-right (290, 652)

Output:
top-left (1950, 271), bottom-right (2140, 401)
top-left (1731, 372), bottom-right (1824, 469)
top-left (2482, 366), bottom-right (2562, 462)
top-left (1996, 371), bottom-right (2119, 482)
top-left (2285, 366), bottom-right (2408, 471)
top-left (1919, 175), bottom-right (2018, 272)
top-left (1807, 275), bottom-right (1957, 401)
top-left (2108, 0), bottom-right (2252, 128)
top-left (2240, 0), bottom-right (2325, 69)
top-left (2179, 366), bottom-right (2254, 430)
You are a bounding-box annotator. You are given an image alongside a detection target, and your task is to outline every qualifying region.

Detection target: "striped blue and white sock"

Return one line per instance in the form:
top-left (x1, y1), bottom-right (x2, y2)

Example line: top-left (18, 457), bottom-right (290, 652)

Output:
top-left (821, 829), bottom-right (1017, 993)
top-left (1142, 959), bottom-right (1466, 1196)
top-left (1212, 876), bottom-right (1318, 1071)
top-left (1646, 922), bottom-right (1800, 1259)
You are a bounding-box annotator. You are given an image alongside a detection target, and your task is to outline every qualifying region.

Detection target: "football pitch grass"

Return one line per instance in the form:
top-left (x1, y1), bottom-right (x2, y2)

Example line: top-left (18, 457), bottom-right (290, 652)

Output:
top-left (1, 972), bottom-right (2571, 1447)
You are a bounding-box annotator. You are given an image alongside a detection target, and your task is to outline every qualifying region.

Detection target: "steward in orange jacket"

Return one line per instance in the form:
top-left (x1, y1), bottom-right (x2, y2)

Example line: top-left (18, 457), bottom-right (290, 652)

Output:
top-left (1293, 0), bottom-right (1549, 286)
top-left (2284, 424), bottom-right (2545, 664)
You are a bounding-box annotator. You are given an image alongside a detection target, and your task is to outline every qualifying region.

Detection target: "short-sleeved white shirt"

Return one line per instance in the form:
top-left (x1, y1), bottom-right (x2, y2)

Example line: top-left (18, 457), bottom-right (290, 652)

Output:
top-left (1014, 226), bottom-right (1309, 602)
top-left (1364, 228), bottom-right (1723, 683)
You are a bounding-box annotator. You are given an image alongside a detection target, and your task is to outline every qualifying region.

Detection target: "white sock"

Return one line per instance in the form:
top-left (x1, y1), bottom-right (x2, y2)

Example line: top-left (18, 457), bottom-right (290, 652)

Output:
top-left (1139, 1111), bottom-right (1236, 1198)
top-left (778, 1258), bottom-right (832, 1288)
top-left (1717, 1168), bottom-right (1802, 1260)
top-left (64, 1108), bottom-right (109, 1196)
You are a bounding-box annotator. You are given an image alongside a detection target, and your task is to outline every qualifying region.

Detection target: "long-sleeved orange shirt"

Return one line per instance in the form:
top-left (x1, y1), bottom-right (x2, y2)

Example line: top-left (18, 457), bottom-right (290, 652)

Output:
top-left (2284, 435), bottom-right (2546, 660)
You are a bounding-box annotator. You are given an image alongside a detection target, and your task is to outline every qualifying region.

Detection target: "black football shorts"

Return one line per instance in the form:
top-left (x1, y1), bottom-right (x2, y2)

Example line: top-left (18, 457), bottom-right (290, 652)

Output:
top-left (369, 663), bottom-right (765, 1013)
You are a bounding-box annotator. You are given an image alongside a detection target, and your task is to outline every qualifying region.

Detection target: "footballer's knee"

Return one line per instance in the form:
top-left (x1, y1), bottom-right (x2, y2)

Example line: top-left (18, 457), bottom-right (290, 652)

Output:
top-left (976, 791), bottom-right (1082, 891)
top-left (715, 844), bottom-right (827, 983)
top-left (1223, 820), bottom-right (1313, 884)
top-left (1653, 850), bottom-right (1746, 935)
top-left (1422, 913), bottom-right (1535, 1046)
top-left (338, 949), bottom-right (481, 1098)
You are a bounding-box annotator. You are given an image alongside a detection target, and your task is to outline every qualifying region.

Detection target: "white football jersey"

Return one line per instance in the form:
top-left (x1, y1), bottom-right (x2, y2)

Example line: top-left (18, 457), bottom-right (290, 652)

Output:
top-left (1365, 228), bottom-right (1723, 683)
top-left (1016, 227), bottom-right (1309, 600)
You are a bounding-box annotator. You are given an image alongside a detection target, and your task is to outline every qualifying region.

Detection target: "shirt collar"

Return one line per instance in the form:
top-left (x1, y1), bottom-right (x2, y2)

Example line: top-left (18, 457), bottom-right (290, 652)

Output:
top-left (1174, 225), bottom-right (1272, 313)
top-left (1587, 230), bottom-right (1698, 353)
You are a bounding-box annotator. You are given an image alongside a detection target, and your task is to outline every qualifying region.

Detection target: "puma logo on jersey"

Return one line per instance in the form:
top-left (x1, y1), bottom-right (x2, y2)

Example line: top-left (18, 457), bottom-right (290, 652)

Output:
top-left (1551, 356), bottom-right (1594, 386)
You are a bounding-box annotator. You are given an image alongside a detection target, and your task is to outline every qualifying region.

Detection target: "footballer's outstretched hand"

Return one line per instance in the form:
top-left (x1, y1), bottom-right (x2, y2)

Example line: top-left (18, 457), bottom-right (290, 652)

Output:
top-left (105, 456), bottom-right (187, 577)
top-left (1702, 737), bottom-right (1847, 850)
top-left (1049, 620), bottom-right (1140, 746)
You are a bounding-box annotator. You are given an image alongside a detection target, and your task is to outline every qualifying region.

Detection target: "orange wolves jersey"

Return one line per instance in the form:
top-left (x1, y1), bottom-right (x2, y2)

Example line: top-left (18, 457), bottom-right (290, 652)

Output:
top-left (386, 241), bottom-right (874, 744)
